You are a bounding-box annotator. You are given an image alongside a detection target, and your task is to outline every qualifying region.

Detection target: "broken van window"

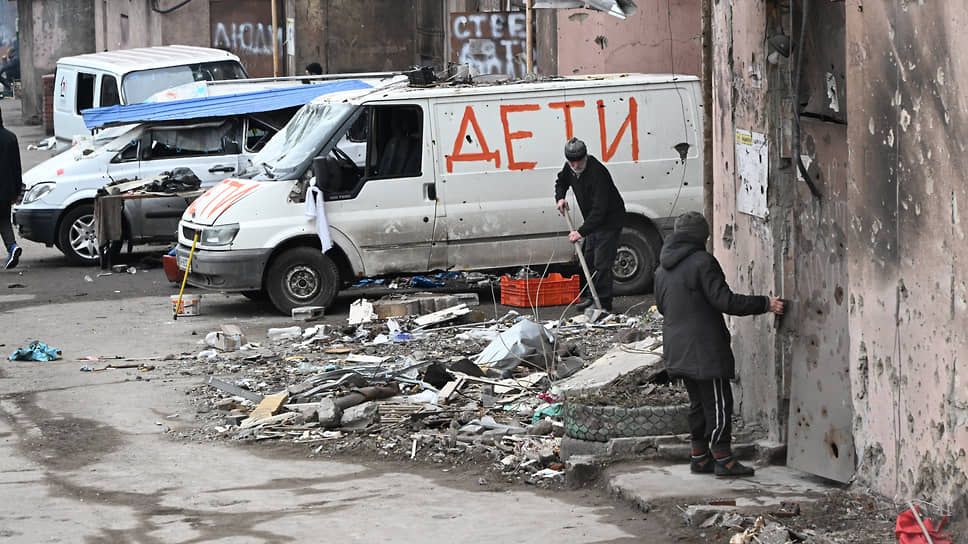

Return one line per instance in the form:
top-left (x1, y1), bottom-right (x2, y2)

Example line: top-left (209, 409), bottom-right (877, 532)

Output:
top-left (247, 102), bottom-right (354, 181)
top-left (144, 120), bottom-right (239, 159)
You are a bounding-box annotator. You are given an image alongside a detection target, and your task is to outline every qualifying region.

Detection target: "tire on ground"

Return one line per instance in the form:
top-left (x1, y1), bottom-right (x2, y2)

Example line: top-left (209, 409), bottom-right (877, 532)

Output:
top-left (57, 203), bottom-right (100, 266)
top-left (562, 400), bottom-right (690, 442)
top-left (265, 247), bottom-right (339, 315)
top-left (612, 226), bottom-right (660, 296)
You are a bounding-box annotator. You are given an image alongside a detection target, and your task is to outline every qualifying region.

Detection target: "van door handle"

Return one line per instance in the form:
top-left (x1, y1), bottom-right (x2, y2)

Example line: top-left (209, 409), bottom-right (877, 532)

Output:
top-left (208, 165), bottom-right (235, 173)
top-left (424, 183), bottom-right (436, 201)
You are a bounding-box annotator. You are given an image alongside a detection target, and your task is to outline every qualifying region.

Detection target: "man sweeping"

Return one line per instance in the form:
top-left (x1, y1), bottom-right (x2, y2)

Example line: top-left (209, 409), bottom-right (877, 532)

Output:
top-left (554, 137), bottom-right (625, 312)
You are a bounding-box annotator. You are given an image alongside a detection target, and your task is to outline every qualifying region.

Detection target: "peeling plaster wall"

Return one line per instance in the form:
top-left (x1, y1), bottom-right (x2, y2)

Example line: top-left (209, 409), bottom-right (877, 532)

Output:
top-left (556, 1), bottom-right (700, 76)
top-left (18, 0), bottom-right (95, 124)
top-left (711, 1), bottom-right (785, 441)
top-left (846, 0), bottom-right (968, 509)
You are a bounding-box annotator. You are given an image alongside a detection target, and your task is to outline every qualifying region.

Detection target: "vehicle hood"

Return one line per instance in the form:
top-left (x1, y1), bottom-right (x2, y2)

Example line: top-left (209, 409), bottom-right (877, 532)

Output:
top-left (182, 178), bottom-right (268, 226)
top-left (23, 126), bottom-right (138, 188)
top-left (22, 143), bottom-right (116, 188)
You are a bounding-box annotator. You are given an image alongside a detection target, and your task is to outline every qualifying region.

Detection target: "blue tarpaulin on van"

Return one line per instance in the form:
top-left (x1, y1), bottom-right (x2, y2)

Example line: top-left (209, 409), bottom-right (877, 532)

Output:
top-left (81, 79), bottom-right (372, 130)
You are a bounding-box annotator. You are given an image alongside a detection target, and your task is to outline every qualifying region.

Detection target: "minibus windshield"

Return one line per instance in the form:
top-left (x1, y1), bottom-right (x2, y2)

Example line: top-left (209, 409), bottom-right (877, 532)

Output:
top-left (245, 102), bottom-right (354, 181)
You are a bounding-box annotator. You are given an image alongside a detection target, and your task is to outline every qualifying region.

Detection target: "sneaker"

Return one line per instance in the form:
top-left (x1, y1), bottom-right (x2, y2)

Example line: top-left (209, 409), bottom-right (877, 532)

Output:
top-left (574, 298), bottom-right (594, 310)
top-left (714, 456), bottom-right (755, 477)
top-left (690, 452), bottom-right (715, 473)
top-left (4, 244), bottom-right (21, 270)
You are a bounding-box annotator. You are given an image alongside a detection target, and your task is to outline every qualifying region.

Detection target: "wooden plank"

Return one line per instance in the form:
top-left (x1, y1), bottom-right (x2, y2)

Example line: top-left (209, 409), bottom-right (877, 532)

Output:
top-left (247, 393), bottom-right (289, 421)
top-left (240, 412), bottom-right (295, 429)
top-left (436, 377), bottom-right (465, 405)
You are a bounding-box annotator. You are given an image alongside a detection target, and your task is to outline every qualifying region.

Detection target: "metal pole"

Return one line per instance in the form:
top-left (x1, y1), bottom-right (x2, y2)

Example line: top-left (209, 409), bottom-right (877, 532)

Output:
top-left (526, 0), bottom-right (533, 75)
top-left (271, 0), bottom-right (279, 77)
top-left (701, 0), bottom-right (714, 252)
top-left (564, 213), bottom-right (602, 310)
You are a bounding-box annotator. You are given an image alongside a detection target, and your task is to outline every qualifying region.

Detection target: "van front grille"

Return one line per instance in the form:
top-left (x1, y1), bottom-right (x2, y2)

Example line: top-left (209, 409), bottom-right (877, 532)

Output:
top-left (182, 226), bottom-right (199, 241)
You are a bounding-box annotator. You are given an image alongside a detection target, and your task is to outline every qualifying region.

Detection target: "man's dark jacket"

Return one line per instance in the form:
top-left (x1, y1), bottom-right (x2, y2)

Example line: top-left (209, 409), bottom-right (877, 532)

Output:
top-left (554, 155), bottom-right (625, 236)
top-left (654, 232), bottom-right (769, 379)
top-left (0, 125), bottom-right (22, 202)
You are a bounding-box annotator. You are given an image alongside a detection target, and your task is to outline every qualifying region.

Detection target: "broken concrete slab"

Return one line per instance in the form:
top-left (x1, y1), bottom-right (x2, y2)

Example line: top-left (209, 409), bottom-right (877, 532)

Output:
top-left (340, 401), bottom-right (379, 428)
top-left (316, 398), bottom-right (342, 428)
top-left (555, 337), bottom-right (664, 395)
top-left (565, 455), bottom-right (603, 488)
top-left (605, 463), bottom-right (833, 511)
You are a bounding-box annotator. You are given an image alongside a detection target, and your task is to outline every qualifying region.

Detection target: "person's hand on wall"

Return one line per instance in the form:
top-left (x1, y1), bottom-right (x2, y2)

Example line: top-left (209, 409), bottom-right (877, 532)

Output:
top-left (768, 296), bottom-right (785, 314)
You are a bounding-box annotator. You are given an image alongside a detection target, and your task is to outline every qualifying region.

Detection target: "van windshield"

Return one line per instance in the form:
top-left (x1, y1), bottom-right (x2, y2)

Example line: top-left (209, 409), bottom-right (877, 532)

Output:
top-left (245, 102), bottom-right (354, 181)
top-left (122, 61), bottom-right (247, 104)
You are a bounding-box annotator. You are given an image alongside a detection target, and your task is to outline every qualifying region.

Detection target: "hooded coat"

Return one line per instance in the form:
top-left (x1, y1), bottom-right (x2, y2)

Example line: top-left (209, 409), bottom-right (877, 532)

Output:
top-left (654, 231), bottom-right (769, 379)
top-left (0, 117), bottom-right (21, 202)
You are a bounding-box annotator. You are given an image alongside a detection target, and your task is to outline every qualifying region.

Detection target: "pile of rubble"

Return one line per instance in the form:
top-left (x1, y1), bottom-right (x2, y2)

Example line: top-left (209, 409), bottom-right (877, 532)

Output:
top-left (171, 292), bottom-right (670, 485)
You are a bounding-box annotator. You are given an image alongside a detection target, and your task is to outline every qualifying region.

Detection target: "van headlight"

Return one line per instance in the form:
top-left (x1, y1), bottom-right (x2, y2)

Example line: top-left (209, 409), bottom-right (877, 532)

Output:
top-left (200, 223), bottom-right (240, 246)
top-left (22, 182), bottom-right (55, 204)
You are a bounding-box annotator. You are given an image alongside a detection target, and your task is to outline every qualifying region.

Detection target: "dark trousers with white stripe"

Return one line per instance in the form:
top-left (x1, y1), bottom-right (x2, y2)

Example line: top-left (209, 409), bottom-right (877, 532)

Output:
top-left (683, 377), bottom-right (734, 456)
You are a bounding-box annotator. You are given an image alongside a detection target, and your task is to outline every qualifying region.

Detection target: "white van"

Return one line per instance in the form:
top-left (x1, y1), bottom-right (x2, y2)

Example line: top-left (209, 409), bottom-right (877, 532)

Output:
top-left (53, 45), bottom-right (246, 148)
top-left (15, 80), bottom-right (363, 264)
top-left (175, 74), bottom-right (703, 314)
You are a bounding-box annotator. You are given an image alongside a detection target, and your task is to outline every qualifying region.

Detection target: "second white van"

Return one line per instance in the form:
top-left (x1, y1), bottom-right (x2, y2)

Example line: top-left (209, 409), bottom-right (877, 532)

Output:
top-left (53, 45), bottom-right (247, 149)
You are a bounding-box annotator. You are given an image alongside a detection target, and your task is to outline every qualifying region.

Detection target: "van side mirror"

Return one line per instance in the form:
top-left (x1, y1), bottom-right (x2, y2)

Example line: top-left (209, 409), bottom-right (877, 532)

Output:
top-left (312, 156), bottom-right (336, 192)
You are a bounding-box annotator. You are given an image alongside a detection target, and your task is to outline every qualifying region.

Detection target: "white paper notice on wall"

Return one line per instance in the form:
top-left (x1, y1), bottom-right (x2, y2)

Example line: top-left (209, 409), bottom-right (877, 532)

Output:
top-left (735, 129), bottom-right (768, 219)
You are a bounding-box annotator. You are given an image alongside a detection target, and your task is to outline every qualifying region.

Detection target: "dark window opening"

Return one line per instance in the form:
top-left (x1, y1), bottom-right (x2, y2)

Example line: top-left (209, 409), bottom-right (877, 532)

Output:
top-left (76, 72), bottom-right (95, 113)
top-left (367, 106), bottom-right (423, 179)
top-left (99, 75), bottom-right (120, 107)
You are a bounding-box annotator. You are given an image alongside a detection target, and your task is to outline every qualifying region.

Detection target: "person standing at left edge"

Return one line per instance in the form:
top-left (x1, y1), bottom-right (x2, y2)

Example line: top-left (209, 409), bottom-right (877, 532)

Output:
top-left (555, 137), bottom-right (626, 312)
top-left (0, 109), bottom-right (22, 269)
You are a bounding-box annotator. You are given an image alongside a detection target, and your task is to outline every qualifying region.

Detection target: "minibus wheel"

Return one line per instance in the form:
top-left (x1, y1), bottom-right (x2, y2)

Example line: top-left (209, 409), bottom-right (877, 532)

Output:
top-left (266, 247), bottom-right (339, 315)
top-left (612, 227), bottom-right (659, 295)
top-left (58, 203), bottom-right (101, 266)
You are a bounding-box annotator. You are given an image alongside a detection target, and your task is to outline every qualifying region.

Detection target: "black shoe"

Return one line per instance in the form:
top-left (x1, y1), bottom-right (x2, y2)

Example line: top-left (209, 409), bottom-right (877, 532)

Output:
top-left (690, 452), bottom-right (714, 474)
top-left (714, 456), bottom-right (755, 477)
top-left (5, 244), bottom-right (21, 270)
top-left (574, 298), bottom-right (594, 310)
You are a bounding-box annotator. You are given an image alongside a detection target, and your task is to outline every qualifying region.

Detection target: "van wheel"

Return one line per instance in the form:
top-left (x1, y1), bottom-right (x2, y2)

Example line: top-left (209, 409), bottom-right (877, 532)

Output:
top-left (58, 203), bottom-right (100, 266)
top-left (266, 247), bottom-right (339, 315)
top-left (612, 227), bottom-right (659, 295)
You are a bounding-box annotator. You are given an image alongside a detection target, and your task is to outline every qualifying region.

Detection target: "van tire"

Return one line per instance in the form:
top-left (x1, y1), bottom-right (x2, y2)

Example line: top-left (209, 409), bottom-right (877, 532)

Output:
top-left (58, 203), bottom-right (101, 266)
top-left (612, 227), bottom-right (658, 295)
top-left (266, 247), bottom-right (339, 315)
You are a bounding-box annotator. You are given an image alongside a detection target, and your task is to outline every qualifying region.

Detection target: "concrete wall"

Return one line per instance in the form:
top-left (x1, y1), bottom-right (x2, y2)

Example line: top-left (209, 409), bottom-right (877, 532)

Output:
top-left (846, 0), bottom-right (968, 510)
top-left (18, 0), bottom-right (95, 124)
top-left (96, 0), bottom-right (208, 51)
top-left (710, 0), bottom-right (787, 443)
top-left (556, 0), bottom-right (700, 77)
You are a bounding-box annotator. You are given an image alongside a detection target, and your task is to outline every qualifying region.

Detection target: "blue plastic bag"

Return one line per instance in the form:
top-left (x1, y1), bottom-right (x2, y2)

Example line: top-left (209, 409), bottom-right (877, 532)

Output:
top-left (9, 341), bottom-right (62, 362)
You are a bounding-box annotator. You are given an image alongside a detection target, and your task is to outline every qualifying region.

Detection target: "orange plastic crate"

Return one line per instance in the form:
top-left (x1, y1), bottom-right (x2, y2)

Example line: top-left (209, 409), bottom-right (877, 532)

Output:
top-left (500, 273), bottom-right (580, 307)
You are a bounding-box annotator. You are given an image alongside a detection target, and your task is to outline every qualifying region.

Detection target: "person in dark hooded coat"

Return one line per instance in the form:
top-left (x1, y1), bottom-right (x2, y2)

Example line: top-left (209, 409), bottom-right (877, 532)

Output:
top-left (0, 109), bottom-right (22, 269)
top-left (654, 211), bottom-right (784, 477)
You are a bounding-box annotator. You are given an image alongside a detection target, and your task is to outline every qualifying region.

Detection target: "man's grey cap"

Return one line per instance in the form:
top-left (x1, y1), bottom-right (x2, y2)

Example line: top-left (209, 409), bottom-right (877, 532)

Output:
top-left (674, 211), bottom-right (710, 243)
top-left (564, 137), bottom-right (587, 161)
